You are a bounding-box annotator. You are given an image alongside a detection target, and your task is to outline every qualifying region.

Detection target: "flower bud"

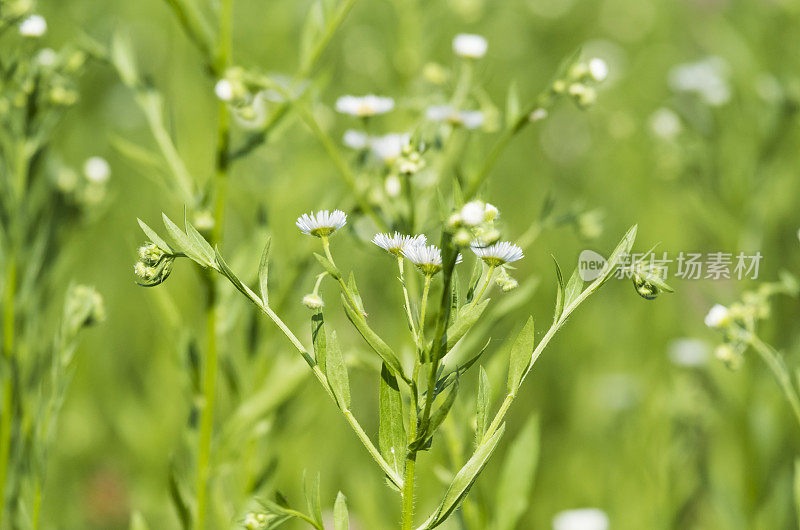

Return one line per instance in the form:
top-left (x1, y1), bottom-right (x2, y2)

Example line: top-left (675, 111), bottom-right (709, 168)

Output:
top-left (453, 228), bottom-right (472, 247)
top-left (460, 200), bottom-right (485, 226)
top-left (704, 304), bottom-right (730, 328)
top-left (714, 343), bottom-right (743, 370)
top-left (302, 293), bottom-right (324, 309)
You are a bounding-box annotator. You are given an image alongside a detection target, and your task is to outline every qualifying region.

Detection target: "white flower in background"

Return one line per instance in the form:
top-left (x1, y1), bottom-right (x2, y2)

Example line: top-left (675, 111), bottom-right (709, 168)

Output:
top-left (669, 56), bottom-right (731, 106)
top-left (704, 304), bottom-right (730, 328)
top-left (471, 241), bottom-right (524, 266)
top-left (214, 79), bottom-right (235, 102)
top-left (552, 508), bottom-right (609, 530)
top-left (372, 232), bottom-right (427, 256)
top-left (83, 157), bottom-right (111, 184)
top-left (343, 129), bottom-right (370, 150)
top-left (460, 200), bottom-right (486, 226)
top-left (649, 107), bottom-right (682, 141)
top-left (530, 108), bottom-right (548, 122)
top-left (385, 175), bottom-right (401, 197)
top-left (335, 95), bottom-right (394, 117)
top-left (668, 338), bottom-right (710, 367)
top-left (588, 58), bottom-right (609, 82)
top-left (19, 15), bottom-right (47, 37)
top-left (35, 48), bottom-right (58, 67)
top-left (370, 133), bottom-right (410, 162)
top-left (426, 105), bottom-right (484, 129)
top-left (402, 244), bottom-right (462, 275)
top-left (296, 209), bottom-right (347, 237)
top-left (452, 33), bottom-right (488, 59)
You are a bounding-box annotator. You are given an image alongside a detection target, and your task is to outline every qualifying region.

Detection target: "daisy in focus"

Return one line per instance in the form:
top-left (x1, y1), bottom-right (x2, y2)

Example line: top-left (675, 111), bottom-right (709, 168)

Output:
top-left (296, 209), bottom-right (347, 237)
top-left (402, 243), bottom-right (462, 276)
top-left (471, 241), bottom-right (524, 267)
top-left (335, 95), bottom-right (395, 117)
top-left (372, 232), bottom-right (427, 256)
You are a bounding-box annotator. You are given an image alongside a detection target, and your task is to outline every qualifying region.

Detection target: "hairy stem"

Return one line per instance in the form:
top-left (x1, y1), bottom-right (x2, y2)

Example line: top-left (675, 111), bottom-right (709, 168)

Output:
top-left (398, 257), bottom-right (418, 341)
top-left (747, 333), bottom-right (800, 428)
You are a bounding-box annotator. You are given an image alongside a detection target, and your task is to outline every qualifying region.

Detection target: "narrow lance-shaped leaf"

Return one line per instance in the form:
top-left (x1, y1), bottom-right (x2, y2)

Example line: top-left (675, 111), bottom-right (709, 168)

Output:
top-left (312, 310), bottom-right (326, 373)
top-left (551, 256), bottom-right (565, 324)
top-left (414, 379), bottom-right (459, 449)
top-left (162, 213), bottom-right (206, 266)
top-left (347, 271), bottom-right (365, 314)
top-left (597, 224), bottom-right (638, 287)
top-left (435, 299), bottom-right (490, 353)
top-left (326, 330), bottom-right (350, 410)
top-left (138, 218), bottom-right (171, 254)
top-left (258, 237), bottom-right (271, 305)
top-left (314, 252), bottom-right (341, 280)
top-left (492, 417), bottom-right (540, 530)
top-left (420, 424), bottom-right (506, 529)
top-left (379, 364), bottom-right (406, 476)
top-left (563, 266), bottom-right (583, 309)
top-left (475, 366), bottom-right (490, 445)
top-left (506, 80), bottom-right (521, 125)
top-left (340, 294), bottom-right (406, 381)
top-left (303, 471), bottom-right (323, 528)
top-left (507, 317), bottom-right (535, 395)
top-left (185, 211), bottom-right (215, 265)
top-left (334, 491), bottom-right (349, 530)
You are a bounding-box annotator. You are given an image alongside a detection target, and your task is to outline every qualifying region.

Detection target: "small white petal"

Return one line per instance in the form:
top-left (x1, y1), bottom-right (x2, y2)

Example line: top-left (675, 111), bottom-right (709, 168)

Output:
top-left (452, 33), bottom-right (488, 59)
top-left (19, 15), bottom-right (46, 37)
top-left (83, 157), bottom-right (111, 184)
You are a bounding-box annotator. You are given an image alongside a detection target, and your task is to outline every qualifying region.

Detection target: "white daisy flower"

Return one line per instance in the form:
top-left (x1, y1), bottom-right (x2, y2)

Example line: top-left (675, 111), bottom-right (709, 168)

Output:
top-left (460, 200), bottom-right (486, 226)
top-left (370, 133), bottom-right (410, 162)
top-left (667, 338), bottom-right (709, 367)
top-left (471, 241), bottom-right (524, 266)
top-left (452, 33), bottom-right (488, 59)
top-left (426, 105), bottom-right (484, 130)
top-left (385, 175), bottom-right (401, 197)
top-left (704, 304), bottom-right (730, 328)
top-left (372, 232), bottom-right (427, 256)
top-left (35, 48), bottom-right (58, 67)
top-left (296, 209), bottom-right (347, 237)
top-left (402, 244), bottom-right (462, 275)
top-left (335, 95), bottom-right (395, 117)
top-left (83, 157), bottom-right (111, 184)
top-left (343, 129), bottom-right (370, 150)
top-left (588, 58), bottom-right (609, 82)
top-left (19, 15), bottom-right (46, 37)
top-left (552, 508), bottom-right (609, 530)
top-left (649, 108), bottom-right (682, 141)
top-left (668, 56), bottom-right (731, 107)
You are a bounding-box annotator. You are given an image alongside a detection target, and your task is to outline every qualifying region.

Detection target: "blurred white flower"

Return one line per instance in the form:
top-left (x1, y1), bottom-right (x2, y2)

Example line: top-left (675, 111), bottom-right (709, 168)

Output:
top-left (335, 95), bottom-right (394, 117)
top-left (668, 56), bottom-right (731, 106)
top-left (35, 48), bottom-right (58, 67)
top-left (649, 107), bottom-right (682, 140)
top-left (452, 33), bottom-right (488, 59)
top-left (667, 338), bottom-right (710, 367)
top-left (19, 15), bottom-right (46, 37)
top-left (484, 203), bottom-right (499, 221)
top-left (471, 241), bottom-right (524, 266)
top-left (385, 175), bottom-right (401, 197)
top-left (530, 108), bottom-right (548, 122)
top-left (460, 200), bottom-right (486, 226)
top-left (588, 58), bottom-right (609, 82)
top-left (214, 79), bottom-right (235, 102)
top-left (372, 232), bottom-right (427, 256)
top-left (704, 304), bottom-right (730, 328)
top-left (83, 157), bottom-right (111, 184)
top-left (370, 133), bottom-right (410, 161)
top-left (343, 129), bottom-right (370, 150)
top-left (296, 209), bottom-right (347, 237)
top-left (553, 508), bottom-right (609, 530)
top-left (426, 105), bottom-right (484, 129)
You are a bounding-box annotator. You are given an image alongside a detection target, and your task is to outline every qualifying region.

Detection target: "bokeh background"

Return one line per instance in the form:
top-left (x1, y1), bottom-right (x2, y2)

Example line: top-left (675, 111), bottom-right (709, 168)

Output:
top-left (27, 0), bottom-right (800, 527)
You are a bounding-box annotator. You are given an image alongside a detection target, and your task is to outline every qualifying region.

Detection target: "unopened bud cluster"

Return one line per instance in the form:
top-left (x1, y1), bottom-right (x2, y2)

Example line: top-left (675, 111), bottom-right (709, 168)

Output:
top-left (134, 242), bottom-right (175, 286)
top-left (552, 57), bottom-right (608, 109)
top-left (449, 200), bottom-right (500, 247)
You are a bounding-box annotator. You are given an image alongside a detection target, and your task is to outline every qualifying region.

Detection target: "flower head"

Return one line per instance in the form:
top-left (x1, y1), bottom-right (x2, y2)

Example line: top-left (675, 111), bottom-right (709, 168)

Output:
top-left (588, 58), bottom-right (609, 82)
top-left (302, 293), bottom-right (324, 309)
top-left (296, 210), bottom-right (347, 237)
top-left (452, 33), bottom-right (488, 59)
top-left (552, 508), bottom-right (609, 530)
top-left (426, 105), bottom-right (484, 129)
top-left (83, 156), bottom-right (110, 184)
top-left (460, 200), bottom-right (487, 226)
top-left (335, 95), bottom-right (394, 117)
top-left (372, 232), bottom-right (427, 256)
top-left (402, 244), bottom-right (462, 275)
top-left (471, 241), bottom-right (524, 267)
top-left (19, 15), bottom-right (46, 37)
top-left (704, 304), bottom-right (730, 328)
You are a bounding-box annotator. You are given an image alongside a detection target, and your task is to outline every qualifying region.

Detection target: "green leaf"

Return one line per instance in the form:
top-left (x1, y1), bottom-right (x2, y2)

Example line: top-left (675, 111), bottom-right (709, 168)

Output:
top-left (597, 224), bottom-right (638, 286)
top-left (493, 417), bottom-right (540, 530)
top-left (258, 237), bottom-right (271, 305)
top-left (420, 424), bottom-right (506, 529)
top-left (312, 310), bottom-right (326, 372)
top-left (348, 271), bottom-right (365, 314)
top-left (466, 260), bottom-right (483, 302)
top-left (334, 491), bottom-right (349, 530)
top-left (110, 31), bottom-right (138, 87)
top-left (419, 379), bottom-right (459, 447)
top-left (314, 252), bottom-right (341, 279)
top-left (506, 80), bottom-right (520, 125)
top-left (303, 471), bottom-right (323, 527)
top-left (168, 463), bottom-right (192, 530)
top-left (379, 364), bottom-right (406, 476)
top-left (551, 256), bottom-right (565, 324)
top-left (185, 213), bottom-right (214, 265)
top-left (507, 317), bottom-right (535, 395)
top-left (137, 218), bottom-right (171, 254)
top-left (341, 294), bottom-right (406, 381)
top-left (563, 266), bottom-right (583, 308)
top-left (475, 366), bottom-right (490, 445)
top-left (129, 511), bottom-right (150, 530)
top-left (440, 299), bottom-right (489, 353)
top-left (326, 330), bottom-right (350, 410)
top-left (162, 213), bottom-right (204, 265)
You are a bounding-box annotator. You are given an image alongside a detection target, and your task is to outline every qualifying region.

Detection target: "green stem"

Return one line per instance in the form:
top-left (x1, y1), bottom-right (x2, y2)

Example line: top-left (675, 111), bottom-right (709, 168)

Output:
top-left (398, 257), bottom-right (418, 340)
top-left (0, 235), bottom-right (16, 528)
top-left (418, 275), bottom-right (432, 344)
top-left (470, 265), bottom-right (495, 309)
top-left (196, 1), bottom-right (233, 527)
top-left (746, 333), bottom-right (800, 428)
top-left (401, 360), bottom-right (422, 530)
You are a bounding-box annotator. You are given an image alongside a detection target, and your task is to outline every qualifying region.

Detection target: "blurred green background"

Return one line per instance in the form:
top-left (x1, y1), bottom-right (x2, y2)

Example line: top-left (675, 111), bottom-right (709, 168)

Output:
top-left (26, 0), bottom-right (800, 527)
